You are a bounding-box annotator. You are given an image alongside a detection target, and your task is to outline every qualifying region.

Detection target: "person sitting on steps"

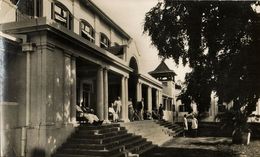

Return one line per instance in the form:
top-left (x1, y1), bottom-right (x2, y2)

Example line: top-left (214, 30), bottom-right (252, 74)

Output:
top-left (76, 104), bottom-right (103, 125)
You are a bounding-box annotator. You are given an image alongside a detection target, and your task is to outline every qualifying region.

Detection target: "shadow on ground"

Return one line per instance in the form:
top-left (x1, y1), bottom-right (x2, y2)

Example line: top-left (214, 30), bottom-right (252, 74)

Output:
top-left (141, 147), bottom-right (234, 157)
top-left (190, 141), bottom-right (231, 146)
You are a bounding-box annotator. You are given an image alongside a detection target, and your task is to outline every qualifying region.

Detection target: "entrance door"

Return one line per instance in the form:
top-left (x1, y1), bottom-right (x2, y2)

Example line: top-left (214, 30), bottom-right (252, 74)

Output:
top-left (82, 83), bottom-right (92, 107)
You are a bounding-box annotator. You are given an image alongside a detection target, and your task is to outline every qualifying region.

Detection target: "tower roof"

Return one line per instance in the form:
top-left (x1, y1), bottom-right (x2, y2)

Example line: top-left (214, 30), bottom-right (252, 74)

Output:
top-left (149, 60), bottom-right (176, 76)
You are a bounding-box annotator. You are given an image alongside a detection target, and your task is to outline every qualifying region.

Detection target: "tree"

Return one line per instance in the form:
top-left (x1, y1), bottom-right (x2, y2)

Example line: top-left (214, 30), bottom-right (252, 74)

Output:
top-left (144, 1), bottom-right (260, 118)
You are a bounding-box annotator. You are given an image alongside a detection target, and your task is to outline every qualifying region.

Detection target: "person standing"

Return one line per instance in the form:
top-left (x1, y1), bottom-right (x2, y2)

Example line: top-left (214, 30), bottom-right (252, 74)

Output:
top-left (183, 114), bottom-right (188, 137)
top-left (159, 104), bottom-right (164, 120)
top-left (113, 96), bottom-right (122, 120)
top-left (128, 98), bottom-right (134, 121)
top-left (191, 100), bottom-right (198, 115)
top-left (140, 98), bottom-right (144, 120)
top-left (191, 115), bottom-right (198, 137)
top-left (137, 98), bottom-right (144, 120)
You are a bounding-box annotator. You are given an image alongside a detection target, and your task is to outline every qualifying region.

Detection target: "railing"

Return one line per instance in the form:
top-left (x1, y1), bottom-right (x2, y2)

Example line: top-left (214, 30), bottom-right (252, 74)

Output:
top-left (16, 9), bottom-right (34, 22)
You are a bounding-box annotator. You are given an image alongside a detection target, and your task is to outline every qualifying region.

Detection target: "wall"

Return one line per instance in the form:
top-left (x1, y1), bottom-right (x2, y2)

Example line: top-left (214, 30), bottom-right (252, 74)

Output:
top-left (0, 37), bottom-right (26, 156)
top-left (20, 32), bottom-right (76, 157)
top-left (162, 80), bottom-right (174, 98)
top-left (42, 0), bottom-right (125, 49)
top-left (73, 2), bottom-right (95, 35)
top-left (163, 110), bottom-right (174, 122)
top-left (0, 0), bottom-right (17, 24)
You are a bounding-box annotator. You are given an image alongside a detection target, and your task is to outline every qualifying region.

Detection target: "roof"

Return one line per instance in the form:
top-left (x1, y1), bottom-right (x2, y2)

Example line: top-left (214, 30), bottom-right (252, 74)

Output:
top-left (106, 45), bottom-right (126, 55)
top-left (149, 60), bottom-right (176, 76)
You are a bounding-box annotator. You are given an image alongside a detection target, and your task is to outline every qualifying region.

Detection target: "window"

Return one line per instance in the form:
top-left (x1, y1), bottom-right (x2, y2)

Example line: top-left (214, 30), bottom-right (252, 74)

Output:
top-left (100, 33), bottom-right (110, 48)
top-left (179, 105), bottom-right (186, 112)
top-left (80, 20), bottom-right (95, 43)
top-left (52, 1), bottom-right (73, 30)
top-left (162, 82), bottom-right (168, 86)
top-left (15, 0), bottom-right (42, 21)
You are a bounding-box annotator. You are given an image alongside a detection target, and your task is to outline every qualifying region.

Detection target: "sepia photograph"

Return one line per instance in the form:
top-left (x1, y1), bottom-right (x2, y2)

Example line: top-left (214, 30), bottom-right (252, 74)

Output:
top-left (0, 0), bottom-right (260, 156)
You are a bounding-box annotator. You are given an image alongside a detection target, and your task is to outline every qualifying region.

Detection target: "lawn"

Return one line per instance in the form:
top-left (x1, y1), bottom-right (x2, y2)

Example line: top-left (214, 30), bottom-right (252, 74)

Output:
top-left (217, 139), bottom-right (260, 157)
top-left (142, 137), bottom-right (260, 157)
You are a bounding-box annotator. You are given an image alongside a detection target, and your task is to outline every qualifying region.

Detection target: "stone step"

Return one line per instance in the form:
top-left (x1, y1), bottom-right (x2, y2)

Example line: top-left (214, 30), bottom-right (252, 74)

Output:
top-left (159, 122), bottom-right (172, 126)
top-left (76, 127), bottom-right (124, 135)
top-left (62, 135), bottom-right (142, 150)
top-left (125, 138), bottom-right (146, 150)
top-left (53, 123), bottom-right (156, 157)
top-left (56, 145), bottom-right (124, 156)
top-left (128, 141), bottom-right (154, 154)
top-left (68, 133), bottom-right (132, 144)
top-left (167, 125), bottom-right (182, 130)
top-left (53, 151), bottom-right (126, 157)
top-left (156, 120), bottom-right (184, 136)
top-left (120, 120), bottom-right (173, 146)
top-left (73, 130), bottom-right (128, 139)
top-left (136, 144), bottom-right (157, 155)
top-left (78, 123), bottom-right (120, 130)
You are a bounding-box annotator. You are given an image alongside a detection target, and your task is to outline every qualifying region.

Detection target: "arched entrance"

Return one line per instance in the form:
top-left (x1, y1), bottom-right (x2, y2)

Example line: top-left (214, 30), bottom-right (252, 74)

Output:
top-left (128, 57), bottom-right (138, 109)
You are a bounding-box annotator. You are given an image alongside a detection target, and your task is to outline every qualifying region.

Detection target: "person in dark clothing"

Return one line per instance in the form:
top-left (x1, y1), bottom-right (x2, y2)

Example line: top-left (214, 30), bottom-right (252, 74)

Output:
top-left (137, 99), bottom-right (144, 120)
top-left (159, 104), bottom-right (164, 120)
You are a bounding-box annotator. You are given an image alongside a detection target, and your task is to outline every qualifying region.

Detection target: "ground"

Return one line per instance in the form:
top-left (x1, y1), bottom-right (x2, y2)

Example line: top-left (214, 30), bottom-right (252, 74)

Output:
top-left (142, 137), bottom-right (260, 157)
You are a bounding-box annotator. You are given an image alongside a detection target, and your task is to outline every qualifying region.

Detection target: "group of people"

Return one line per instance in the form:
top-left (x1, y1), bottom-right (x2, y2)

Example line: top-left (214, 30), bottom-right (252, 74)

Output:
top-left (76, 96), bottom-right (169, 125)
top-left (109, 96), bottom-right (122, 122)
top-left (128, 99), bottom-right (165, 121)
top-left (183, 114), bottom-right (198, 137)
top-left (76, 104), bottom-right (103, 125)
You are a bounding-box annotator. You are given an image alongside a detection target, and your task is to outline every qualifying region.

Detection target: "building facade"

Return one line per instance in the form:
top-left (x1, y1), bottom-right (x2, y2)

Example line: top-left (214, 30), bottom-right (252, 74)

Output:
top-left (0, 0), bottom-right (164, 156)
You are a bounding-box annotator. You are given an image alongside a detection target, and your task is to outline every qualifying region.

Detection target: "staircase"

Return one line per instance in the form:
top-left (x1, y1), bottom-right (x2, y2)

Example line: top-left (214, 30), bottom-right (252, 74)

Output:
top-left (52, 123), bottom-right (156, 157)
top-left (156, 120), bottom-right (184, 136)
top-left (120, 120), bottom-right (174, 146)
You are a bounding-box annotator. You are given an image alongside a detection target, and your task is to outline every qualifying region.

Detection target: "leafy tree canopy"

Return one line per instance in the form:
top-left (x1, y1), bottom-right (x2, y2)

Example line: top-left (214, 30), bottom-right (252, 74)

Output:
top-left (144, 1), bottom-right (260, 116)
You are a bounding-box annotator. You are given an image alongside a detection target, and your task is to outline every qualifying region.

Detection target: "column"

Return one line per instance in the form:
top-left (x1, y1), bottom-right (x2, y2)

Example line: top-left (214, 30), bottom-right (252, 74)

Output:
top-left (158, 90), bottom-right (162, 108)
top-left (121, 76), bottom-right (126, 120)
top-left (22, 43), bottom-right (34, 126)
top-left (137, 82), bottom-right (142, 102)
top-left (257, 99), bottom-right (260, 115)
top-left (70, 56), bottom-right (77, 124)
top-left (96, 66), bottom-right (104, 120)
top-left (125, 77), bottom-right (129, 122)
top-left (156, 90), bottom-right (159, 109)
top-left (21, 43), bottom-right (34, 157)
top-left (139, 83), bottom-right (143, 101)
top-left (64, 54), bottom-right (71, 124)
top-left (147, 86), bottom-right (152, 112)
top-left (103, 68), bottom-right (109, 122)
top-left (136, 82), bottom-right (140, 102)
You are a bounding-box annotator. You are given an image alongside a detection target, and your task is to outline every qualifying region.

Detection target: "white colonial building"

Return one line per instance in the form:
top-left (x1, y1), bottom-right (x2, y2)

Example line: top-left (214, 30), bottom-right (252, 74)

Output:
top-left (0, 0), bottom-right (172, 156)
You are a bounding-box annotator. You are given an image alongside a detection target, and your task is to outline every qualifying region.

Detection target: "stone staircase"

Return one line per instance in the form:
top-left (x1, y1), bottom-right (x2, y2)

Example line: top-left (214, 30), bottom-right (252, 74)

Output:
top-left (52, 123), bottom-right (156, 157)
top-left (156, 120), bottom-right (184, 136)
top-left (120, 120), bottom-right (174, 146)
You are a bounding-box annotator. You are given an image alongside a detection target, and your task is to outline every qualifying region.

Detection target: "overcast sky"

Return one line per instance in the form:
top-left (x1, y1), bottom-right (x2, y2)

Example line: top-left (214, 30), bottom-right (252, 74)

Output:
top-left (94, 0), bottom-right (191, 82)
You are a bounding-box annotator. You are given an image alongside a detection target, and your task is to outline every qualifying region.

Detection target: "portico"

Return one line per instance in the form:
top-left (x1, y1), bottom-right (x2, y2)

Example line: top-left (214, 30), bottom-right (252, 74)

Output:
top-left (137, 74), bottom-right (162, 114)
top-left (76, 57), bottom-right (131, 122)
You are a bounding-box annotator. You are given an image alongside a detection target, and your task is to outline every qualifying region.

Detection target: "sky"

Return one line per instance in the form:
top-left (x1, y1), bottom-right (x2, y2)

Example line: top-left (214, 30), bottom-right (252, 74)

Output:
top-left (94, 0), bottom-right (191, 82)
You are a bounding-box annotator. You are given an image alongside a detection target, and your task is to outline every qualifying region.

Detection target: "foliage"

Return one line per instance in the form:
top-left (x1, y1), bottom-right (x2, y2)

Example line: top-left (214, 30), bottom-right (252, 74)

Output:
top-left (144, 1), bottom-right (260, 117)
top-left (216, 107), bottom-right (250, 132)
